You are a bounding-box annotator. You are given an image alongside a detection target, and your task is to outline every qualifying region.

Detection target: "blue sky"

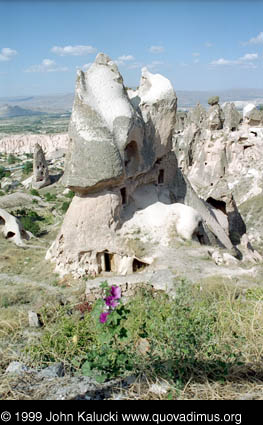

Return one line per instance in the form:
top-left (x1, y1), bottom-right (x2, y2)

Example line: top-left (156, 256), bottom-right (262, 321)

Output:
top-left (1, 0), bottom-right (263, 97)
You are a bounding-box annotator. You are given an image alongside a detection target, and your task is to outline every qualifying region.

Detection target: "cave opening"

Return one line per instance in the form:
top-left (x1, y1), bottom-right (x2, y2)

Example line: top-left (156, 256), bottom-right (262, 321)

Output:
top-left (206, 197), bottom-right (227, 215)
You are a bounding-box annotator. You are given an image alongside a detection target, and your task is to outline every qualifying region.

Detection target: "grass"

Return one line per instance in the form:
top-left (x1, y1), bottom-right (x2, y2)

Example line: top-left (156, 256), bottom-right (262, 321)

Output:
top-left (20, 279), bottom-right (263, 391)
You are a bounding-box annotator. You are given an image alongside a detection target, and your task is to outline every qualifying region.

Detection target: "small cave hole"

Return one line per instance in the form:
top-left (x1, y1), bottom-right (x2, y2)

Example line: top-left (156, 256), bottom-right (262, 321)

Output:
top-left (6, 231), bottom-right (15, 239)
top-left (206, 197), bottom-right (227, 215)
top-left (120, 187), bottom-right (127, 205)
top-left (0, 217), bottom-right (5, 226)
top-left (158, 169), bottom-right (164, 184)
top-left (133, 258), bottom-right (148, 272)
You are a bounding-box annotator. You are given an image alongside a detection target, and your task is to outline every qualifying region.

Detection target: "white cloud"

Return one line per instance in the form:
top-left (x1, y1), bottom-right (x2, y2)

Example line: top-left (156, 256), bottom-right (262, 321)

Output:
top-left (149, 45), bottom-right (164, 53)
top-left (210, 56), bottom-right (257, 69)
top-left (0, 47), bottom-right (17, 61)
top-left (117, 55), bottom-right (134, 61)
top-left (25, 58), bottom-right (68, 73)
top-left (192, 52), bottom-right (200, 57)
top-left (205, 42), bottom-right (213, 48)
top-left (210, 58), bottom-right (237, 65)
top-left (244, 32), bottom-right (263, 45)
top-left (113, 55), bottom-right (135, 67)
top-left (239, 53), bottom-right (258, 61)
top-left (51, 45), bottom-right (97, 56)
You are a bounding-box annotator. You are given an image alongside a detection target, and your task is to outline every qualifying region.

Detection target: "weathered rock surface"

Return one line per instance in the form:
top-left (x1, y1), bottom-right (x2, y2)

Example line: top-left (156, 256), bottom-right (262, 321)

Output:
top-left (32, 143), bottom-right (51, 189)
top-left (0, 133), bottom-right (68, 154)
top-left (0, 207), bottom-right (30, 246)
top-left (223, 102), bottom-right (242, 131)
top-left (173, 100), bottom-right (263, 260)
top-left (47, 52), bottom-right (254, 281)
top-left (207, 104), bottom-right (224, 130)
top-left (0, 192), bottom-right (41, 209)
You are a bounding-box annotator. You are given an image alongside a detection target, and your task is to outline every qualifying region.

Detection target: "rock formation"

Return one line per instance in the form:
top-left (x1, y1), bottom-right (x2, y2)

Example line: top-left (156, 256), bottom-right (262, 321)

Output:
top-left (47, 53), bottom-right (240, 279)
top-left (32, 143), bottom-right (51, 189)
top-left (173, 100), bottom-right (263, 261)
top-left (0, 207), bottom-right (29, 246)
top-left (0, 134), bottom-right (68, 155)
top-left (206, 96), bottom-right (224, 130)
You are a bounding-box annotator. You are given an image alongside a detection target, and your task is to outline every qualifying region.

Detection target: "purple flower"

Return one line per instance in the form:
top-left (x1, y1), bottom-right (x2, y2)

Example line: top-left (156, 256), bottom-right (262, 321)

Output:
top-left (99, 312), bottom-right (110, 324)
top-left (105, 295), bottom-right (119, 309)
top-left (110, 285), bottom-right (121, 300)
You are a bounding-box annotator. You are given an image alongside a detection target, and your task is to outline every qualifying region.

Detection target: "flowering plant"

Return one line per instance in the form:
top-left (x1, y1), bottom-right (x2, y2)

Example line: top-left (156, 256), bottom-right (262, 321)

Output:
top-left (99, 283), bottom-right (122, 323)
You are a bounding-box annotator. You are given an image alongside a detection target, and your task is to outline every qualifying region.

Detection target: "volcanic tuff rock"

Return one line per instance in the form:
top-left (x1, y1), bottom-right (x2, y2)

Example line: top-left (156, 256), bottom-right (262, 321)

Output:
top-left (173, 101), bottom-right (263, 259)
top-left (0, 134), bottom-right (68, 154)
top-left (47, 53), bottom-right (240, 279)
top-left (223, 102), bottom-right (242, 131)
top-left (32, 143), bottom-right (51, 189)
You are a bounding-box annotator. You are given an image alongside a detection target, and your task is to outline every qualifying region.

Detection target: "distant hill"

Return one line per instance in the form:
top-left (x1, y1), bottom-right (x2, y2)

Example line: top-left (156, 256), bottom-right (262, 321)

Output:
top-left (0, 94), bottom-right (74, 114)
top-left (176, 88), bottom-right (263, 109)
top-left (1, 89), bottom-right (263, 114)
top-left (0, 104), bottom-right (45, 118)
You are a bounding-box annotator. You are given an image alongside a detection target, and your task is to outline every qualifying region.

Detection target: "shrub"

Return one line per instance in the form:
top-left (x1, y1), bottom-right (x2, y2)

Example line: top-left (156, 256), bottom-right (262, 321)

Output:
top-left (0, 190), bottom-right (5, 196)
top-left (44, 192), bottom-right (56, 202)
top-left (0, 166), bottom-right (10, 180)
top-left (61, 201), bottom-right (70, 213)
top-left (65, 190), bottom-right (75, 199)
top-left (23, 161), bottom-right (33, 175)
top-left (13, 208), bottom-right (43, 237)
top-left (7, 154), bottom-right (18, 165)
top-left (0, 166), bottom-right (6, 180)
top-left (30, 189), bottom-right (40, 197)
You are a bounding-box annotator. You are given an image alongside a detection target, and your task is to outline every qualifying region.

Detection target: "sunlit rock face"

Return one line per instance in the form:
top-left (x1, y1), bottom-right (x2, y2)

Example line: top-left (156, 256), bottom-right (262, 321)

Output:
top-left (47, 53), bottom-right (240, 279)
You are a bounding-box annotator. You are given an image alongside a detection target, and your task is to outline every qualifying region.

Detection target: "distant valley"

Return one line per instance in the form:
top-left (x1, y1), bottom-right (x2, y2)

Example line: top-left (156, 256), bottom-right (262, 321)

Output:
top-left (1, 88), bottom-right (263, 116)
top-left (1, 88), bottom-right (263, 135)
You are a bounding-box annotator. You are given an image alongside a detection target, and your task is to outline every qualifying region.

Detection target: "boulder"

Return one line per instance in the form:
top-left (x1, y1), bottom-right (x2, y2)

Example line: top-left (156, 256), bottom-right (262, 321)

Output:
top-left (208, 96), bottom-right (219, 106)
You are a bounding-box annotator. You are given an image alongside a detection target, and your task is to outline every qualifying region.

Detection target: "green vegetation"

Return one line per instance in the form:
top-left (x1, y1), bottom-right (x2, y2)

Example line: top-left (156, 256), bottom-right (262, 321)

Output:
top-left (12, 208), bottom-right (44, 237)
top-left (64, 190), bottom-right (75, 199)
top-left (61, 201), bottom-right (70, 213)
top-left (22, 161), bottom-right (33, 175)
top-left (30, 189), bottom-right (40, 197)
top-left (0, 166), bottom-right (10, 180)
top-left (25, 279), bottom-right (263, 387)
top-left (0, 113), bottom-right (70, 135)
top-left (7, 154), bottom-right (19, 165)
top-left (44, 192), bottom-right (56, 202)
